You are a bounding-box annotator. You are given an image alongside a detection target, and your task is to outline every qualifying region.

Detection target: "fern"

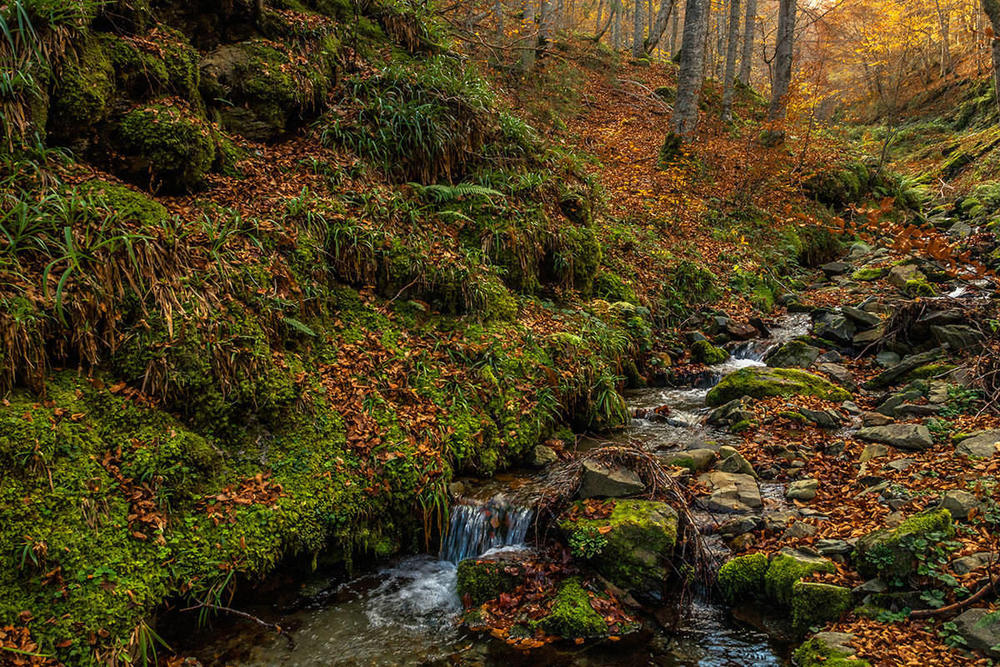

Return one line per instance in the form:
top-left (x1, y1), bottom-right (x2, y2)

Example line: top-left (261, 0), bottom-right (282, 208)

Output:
top-left (408, 182), bottom-right (503, 204)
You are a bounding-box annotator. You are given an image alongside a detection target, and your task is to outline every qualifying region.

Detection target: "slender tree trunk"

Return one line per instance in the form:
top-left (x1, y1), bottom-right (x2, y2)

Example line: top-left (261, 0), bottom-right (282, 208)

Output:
top-left (521, 0), bottom-right (536, 72)
top-left (984, 0), bottom-right (1000, 115)
top-left (495, 0), bottom-right (504, 39)
top-left (596, 0), bottom-right (604, 33)
top-left (766, 0), bottom-right (796, 132)
top-left (613, 0), bottom-right (622, 49)
top-left (936, 0), bottom-right (950, 77)
top-left (538, 0), bottom-right (551, 47)
top-left (715, 12), bottom-right (724, 78)
top-left (720, 0), bottom-right (741, 120)
top-left (632, 0), bottom-right (645, 56)
top-left (669, 4), bottom-right (680, 55)
top-left (738, 0), bottom-right (756, 84)
top-left (671, 0), bottom-right (709, 138)
top-left (645, 0), bottom-right (675, 54)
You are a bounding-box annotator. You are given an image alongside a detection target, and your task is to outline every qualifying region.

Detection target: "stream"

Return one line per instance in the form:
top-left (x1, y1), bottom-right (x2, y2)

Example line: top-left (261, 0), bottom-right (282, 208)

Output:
top-left (183, 316), bottom-right (811, 666)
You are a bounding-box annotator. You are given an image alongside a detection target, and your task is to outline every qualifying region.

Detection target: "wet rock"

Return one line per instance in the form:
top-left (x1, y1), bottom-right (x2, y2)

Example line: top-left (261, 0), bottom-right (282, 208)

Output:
top-left (716, 446), bottom-right (756, 478)
top-left (706, 367), bottom-right (851, 407)
top-left (796, 632), bottom-right (860, 665)
top-left (894, 404), bottom-right (940, 418)
top-left (765, 340), bottom-right (822, 369)
top-left (919, 309), bottom-right (965, 327)
top-left (950, 552), bottom-right (996, 575)
top-left (457, 557), bottom-right (523, 605)
top-left (876, 350), bottom-right (901, 368)
top-left (956, 430), bottom-right (1000, 458)
top-left (791, 581), bottom-right (852, 633)
top-left (765, 548), bottom-right (836, 606)
top-left (852, 326), bottom-right (884, 346)
top-left (578, 460), bottom-right (645, 498)
top-left (952, 608), bottom-right (1000, 658)
top-left (931, 324), bottom-right (984, 352)
top-left (726, 320), bottom-right (758, 340)
top-left (815, 363), bottom-right (855, 389)
top-left (818, 350), bottom-right (843, 363)
top-left (815, 539), bottom-right (852, 556)
top-left (856, 424), bottom-right (934, 451)
top-left (866, 349), bottom-right (941, 389)
top-left (875, 393), bottom-right (906, 417)
top-left (531, 444), bottom-right (559, 467)
top-left (814, 313), bottom-right (856, 345)
top-left (842, 306), bottom-right (881, 329)
top-left (940, 489), bottom-right (981, 521)
top-left (718, 516), bottom-right (760, 538)
top-left (841, 400), bottom-right (862, 415)
top-left (559, 500), bottom-right (678, 598)
top-left (698, 472), bottom-right (762, 513)
top-left (888, 264), bottom-right (926, 289)
top-left (690, 339), bottom-right (730, 364)
top-left (855, 509), bottom-right (954, 579)
top-left (706, 397), bottom-right (754, 426)
top-left (886, 458), bottom-right (916, 471)
top-left (663, 448), bottom-right (717, 472)
top-left (800, 408), bottom-right (841, 429)
top-left (787, 479), bottom-right (819, 501)
top-left (928, 381), bottom-right (950, 404)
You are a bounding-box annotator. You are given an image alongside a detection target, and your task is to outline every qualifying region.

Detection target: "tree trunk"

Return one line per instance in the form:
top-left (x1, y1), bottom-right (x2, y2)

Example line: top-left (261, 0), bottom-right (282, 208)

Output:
top-left (613, 0), bottom-right (622, 50)
top-left (738, 0), bottom-right (755, 84)
top-left (720, 0), bottom-right (741, 120)
top-left (671, 0), bottom-right (709, 138)
top-left (495, 0), bottom-right (504, 40)
top-left (645, 0), bottom-right (675, 54)
top-left (596, 0), bottom-right (604, 34)
top-left (521, 0), bottom-right (536, 72)
top-left (669, 4), bottom-right (680, 55)
top-left (766, 0), bottom-right (796, 130)
top-left (632, 0), bottom-right (645, 57)
top-left (985, 0), bottom-right (1000, 115)
top-left (936, 0), bottom-right (950, 77)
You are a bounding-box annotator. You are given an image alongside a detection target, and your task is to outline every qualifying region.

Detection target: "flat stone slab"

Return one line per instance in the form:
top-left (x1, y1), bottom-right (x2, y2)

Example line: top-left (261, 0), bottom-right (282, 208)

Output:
top-left (956, 430), bottom-right (1000, 458)
top-left (857, 424), bottom-right (934, 451)
top-left (698, 471), bottom-right (762, 513)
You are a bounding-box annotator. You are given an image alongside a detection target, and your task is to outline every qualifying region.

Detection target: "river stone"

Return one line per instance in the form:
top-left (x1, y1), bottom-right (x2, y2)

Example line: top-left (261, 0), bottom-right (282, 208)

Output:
top-left (706, 367), bottom-right (851, 407)
top-left (765, 340), bottom-right (821, 369)
top-left (800, 408), bottom-right (841, 429)
top-left (787, 479), bottom-right (819, 501)
top-left (821, 261), bottom-right (851, 276)
top-left (940, 489), bottom-right (981, 520)
top-left (726, 320), bottom-right (758, 340)
top-left (815, 539), bottom-right (853, 556)
top-left (856, 424), bottom-right (934, 451)
top-left (531, 444), bottom-right (559, 467)
top-left (888, 264), bottom-right (926, 289)
top-left (950, 552), bottom-right (995, 575)
top-left (866, 349), bottom-right (941, 389)
top-left (665, 448), bottom-right (717, 472)
top-left (716, 446), bottom-right (756, 477)
top-left (956, 430), bottom-right (1000, 458)
top-left (859, 443), bottom-right (890, 462)
top-left (810, 632), bottom-right (859, 658)
top-left (876, 350), bottom-right (901, 368)
top-left (854, 509), bottom-right (954, 579)
top-left (578, 460), bottom-right (645, 498)
top-left (783, 521), bottom-right (817, 539)
top-left (815, 362), bottom-right (855, 389)
top-left (928, 381), bottom-right (950, 404)
top-left (814, 313), bottom-right (856, 345)
top-left (718, 516), bottom-right (760, 537)
top-left (698, 472), bottom-right (762, 513)
top-left (953, 608), bottom-right (1000, 658)
top-left (707, 397), bottom-right (753, 426)
top-left (842, 306), bottom-right (881, 329)
top-left (852, 326), bottom-right (884, 346)
top-left (931, 324), bottom-right (985, 352)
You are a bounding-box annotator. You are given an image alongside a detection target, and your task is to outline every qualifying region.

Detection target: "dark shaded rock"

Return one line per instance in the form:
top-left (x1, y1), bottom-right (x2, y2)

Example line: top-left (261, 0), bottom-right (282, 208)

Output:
top-left (766, 340), bottom-right (821, 369)
top-left (578, 460), bottom-right (645, 498)
top-left (866, 350), bottom-right (942, 389)
top-left (843, 306), bottom-right (881, 329)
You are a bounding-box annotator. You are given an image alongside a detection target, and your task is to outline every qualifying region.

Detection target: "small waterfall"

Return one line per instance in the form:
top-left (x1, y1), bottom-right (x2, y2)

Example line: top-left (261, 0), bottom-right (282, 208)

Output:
top-left (439, 498), bottom-right (534, 563)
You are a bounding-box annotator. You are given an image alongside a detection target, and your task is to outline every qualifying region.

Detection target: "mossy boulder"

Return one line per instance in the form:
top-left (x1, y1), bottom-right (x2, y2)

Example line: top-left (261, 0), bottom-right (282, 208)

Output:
top-left (794, 633), bottom-right (871, 667)
top-left (559, 500), bottom-right (677, 597)
top-left (691, 339), bottom-right (729, 365)
top-left (765, 340), bottom-right (821, 369)
top-left (551, 225), bottom-right (602, 295)
top-left (457, 558), bottom-right (521, 606)
top-left (791, 581), bottom-right (852, 633)
top-left (111, 102), bottom-right (215, 192)
top-left (764, 550), bottom-right (836, 607)
top-left (536, 578), bottom-right (608, 639)
top-left (718, 552), bottom-right (768, 604)
top-left (851, 267), bottom-right (886, 282)
top-left (854, 509), bottom-right (954, 581)
top-left (593, 271), bottom-right (639, 305)
top-left (200, 39), bottom-right (336, 141)
top-left (706, 367), bottom-right (851, 407)
top-left (49, 37), bottom-right (115, 140)
top-left (104, 28), bottom-right (200, 102)
top-left (75, 180), bottom-right (168, 229)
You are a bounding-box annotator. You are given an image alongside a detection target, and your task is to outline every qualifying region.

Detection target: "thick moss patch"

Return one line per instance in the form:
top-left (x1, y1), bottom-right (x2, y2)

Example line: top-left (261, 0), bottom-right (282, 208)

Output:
top-left (691, 339), bottom-right (729, 365)
top-left (536, 578), bottom-right (608, 639)
top-left (791, 581), bottom-right (852, 633)
top-left (718, 552), bottom-right (768, 604)
top-left (49, 37), bottom-right (115, 139)
top-left (457, 559), bottom-right (521, 606)
top-left (763, 551), bottom-right (836, 607)
top-left (854, 509), bottom-right (954, 581)
top-left (706, 367), bottom-right (851, 407)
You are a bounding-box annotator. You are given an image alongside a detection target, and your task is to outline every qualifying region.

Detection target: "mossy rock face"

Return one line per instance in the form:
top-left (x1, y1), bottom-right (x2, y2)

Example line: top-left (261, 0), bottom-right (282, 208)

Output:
top-left (691, 339), bottom-right (729, 365)
top-left (104, 28), bottom-right (201, 102)
top-left (854, 509), bottom-right (954, 581)
top-left (49, 37), bottom-right (115, 140)
top-left (718, 552), bottom-right (768, 604)
top-left (111, 102), bottom-right (215, 192)
top-left (851, 267), bottom-right (886, 282)
top-left (536, 578), bottom-right (608, 639)
top-left (764, 550), bottom-right (836, 607)
top-left (200, 39), bottom-right (335, 141)
top-left (593, 271), bottom-right (638, 305)
top-left (794, 635), bottom-right (871, 667)
top-left (706, 367), bottom-right (851, 407)
top-left (559, 500), bottom-right (677, 596)
top-left (75, 180), bottom-right (168, 228)
top-left (765, 340), bottom-right (820, 369)
top-left (457, 559), bottom-right (521, 606)
top-left (550, 225), bottom-right (602, 295)
top-left (791, 581), bottom-right (851, 634)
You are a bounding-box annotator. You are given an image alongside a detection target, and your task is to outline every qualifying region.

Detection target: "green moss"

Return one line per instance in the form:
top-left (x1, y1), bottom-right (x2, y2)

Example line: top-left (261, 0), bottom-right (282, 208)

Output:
top-left (903, 279), bottom-right (935, 297)
top-left (537, 578), bottom-right (608, 639)
top-left (691, 339), bottom-right (729, 365)
top-left (718, 553), bottom-right (768, 604)
top-left (457, 559), bottom-right (520, 606)
top-left (112, 102), bottom-right (215, 192)
top-left (554, 225), bottom-right (602, 294)
top-left (75, 179), bottom-right (168, 228)
top-left (49, 37), bottom-right (114, 138)
top-left (593, 271), bottom-right (639, 304)
top-left (764, 552), bottom-right (836, 607)
top-left (706, 367), bottom-right (852, 407)
top-left (559, 500), bottom-right (677, 593)
top-left (104, 29), bottom-right (200, 102)
top-left (906, 363), bottom-right (958, 381)
top-left (793, 637), bottom-right (871, 667)
top-left (854, 509), bottom-right (954, 580)
top-left (851, 267), bottom-right (886, 281)
top-left (791, 582), bottom-right (852, 633)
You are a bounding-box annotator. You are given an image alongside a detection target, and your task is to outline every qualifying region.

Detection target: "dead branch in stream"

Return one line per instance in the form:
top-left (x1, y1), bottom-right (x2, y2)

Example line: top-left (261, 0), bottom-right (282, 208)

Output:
top-left (533, 443), bottom-right (719, 595)
top-left (180, 600), bottom-right (294, 647)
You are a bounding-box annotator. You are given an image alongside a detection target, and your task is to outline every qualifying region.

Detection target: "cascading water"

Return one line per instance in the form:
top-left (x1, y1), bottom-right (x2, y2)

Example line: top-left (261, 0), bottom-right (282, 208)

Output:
top-left (440, 498), bottom-right (534, 563)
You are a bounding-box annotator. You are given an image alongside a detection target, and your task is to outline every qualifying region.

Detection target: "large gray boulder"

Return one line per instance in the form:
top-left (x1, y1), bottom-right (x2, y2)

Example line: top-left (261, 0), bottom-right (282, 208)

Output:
top-left (698, 472), bottom-right (762, 513)
top-left (766, 340), bottom-right (821, 369)
top-left (578, 460), bottom-right (645, 498)
top-left (888, 264), bottom-right (926, 289)
top-left (956, 430), bottom-right (1000, 458)
top-left (856, 424), bottom-right (934, 451)
top-left (931, 324), bottom-right (984, 352)
top-left (953, 608), bottom-right (1000, 658)
top-left (814, 313), bottom-right (857, 345)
